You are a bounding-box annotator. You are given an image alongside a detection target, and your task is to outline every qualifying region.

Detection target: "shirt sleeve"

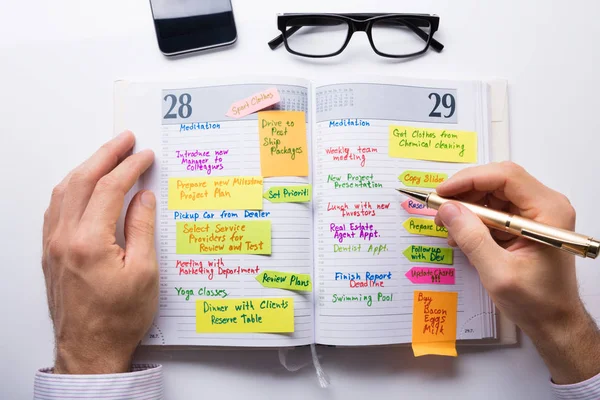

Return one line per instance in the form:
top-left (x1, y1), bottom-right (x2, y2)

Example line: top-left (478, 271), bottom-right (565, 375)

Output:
top-left (552, 372), bottom-right (600, 400)
top-left (33, 364), bottom-right (163, 400)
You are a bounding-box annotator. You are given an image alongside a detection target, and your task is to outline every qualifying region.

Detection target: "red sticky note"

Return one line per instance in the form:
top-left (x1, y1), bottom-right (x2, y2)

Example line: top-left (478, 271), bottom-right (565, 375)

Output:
top-left (401, 199), bottom-right (437, 216)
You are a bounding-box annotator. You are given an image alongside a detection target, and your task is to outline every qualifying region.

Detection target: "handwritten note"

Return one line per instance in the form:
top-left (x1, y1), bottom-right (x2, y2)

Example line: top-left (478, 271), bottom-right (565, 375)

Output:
top-left (389, 126), bottom-right (477, 163)
top-left (405, 267), bottom-right (455, 285)
top-left (326, 201), bottom-right (390, 218)
top-left (196, 298), bottom-right (294, 333)
top-left (176, 221), bottom-right (271, 255)
top-left (174, 286), bottom-right (229, 300)
top-left (403, 245), bottom-right (453, 265)
top-left (255, 270), bottom-right (312, 292)
top-left (226, 88), bottom-right (280, 118)
top-left (412, 290), bottom-right (458, 357)
top-left (174, 149), bottom-right (229, 174)
top-left (403, 217), bottom-right (448, 238)
top-left (258, 111), bottom-right (309, 177)
top-left (330, 222), bottom-right (380, 243)
top-left (401, 199), bottom-right (437, 216)
top-left (324, 144), bottom-right (377, 167)
top-left (326, 173), bottom-right (383, 189)
top-left (399, 170), bottom-right (447, 188)
top-left (263, 185), bottom-right (311, 203)
top-left (168, 176), bottom-right (263, 210)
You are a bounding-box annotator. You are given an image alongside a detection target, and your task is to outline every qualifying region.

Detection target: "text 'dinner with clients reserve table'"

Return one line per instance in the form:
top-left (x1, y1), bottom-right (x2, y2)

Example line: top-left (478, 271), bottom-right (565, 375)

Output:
top-left (119, 78), bottom-right (316, 347)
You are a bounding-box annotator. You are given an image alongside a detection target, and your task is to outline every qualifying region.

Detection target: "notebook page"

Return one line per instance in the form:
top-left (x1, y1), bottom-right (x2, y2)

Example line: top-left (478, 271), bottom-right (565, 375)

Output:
top-left (312, 77), bottom-right (494, 346)
top-left (114, 77), bottom-right (314, 347)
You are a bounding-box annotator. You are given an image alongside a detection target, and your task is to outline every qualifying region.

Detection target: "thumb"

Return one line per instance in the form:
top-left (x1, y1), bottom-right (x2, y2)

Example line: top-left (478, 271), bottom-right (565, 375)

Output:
top-left (437, 202), bottom-right (505, 270)
top-left (125, 190), bottom-right (156, 259)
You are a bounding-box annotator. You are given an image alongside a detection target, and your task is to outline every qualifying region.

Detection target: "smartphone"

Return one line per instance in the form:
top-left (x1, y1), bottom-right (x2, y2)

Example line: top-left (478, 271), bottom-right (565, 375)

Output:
top-left (149, 0), bottom-right (237, 56)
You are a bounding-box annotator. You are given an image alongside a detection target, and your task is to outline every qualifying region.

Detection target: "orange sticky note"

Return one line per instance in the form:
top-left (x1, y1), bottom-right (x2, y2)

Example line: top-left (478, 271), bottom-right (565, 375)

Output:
top-left (258, 111), bottom-right (309, 177)
top-left (412, 290), bottom-right (458, 357)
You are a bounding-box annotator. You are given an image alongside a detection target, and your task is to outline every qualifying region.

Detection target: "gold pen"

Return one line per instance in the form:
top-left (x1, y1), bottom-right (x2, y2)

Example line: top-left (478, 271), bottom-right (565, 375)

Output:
top-left (397, 188), bottom-right (600, 259)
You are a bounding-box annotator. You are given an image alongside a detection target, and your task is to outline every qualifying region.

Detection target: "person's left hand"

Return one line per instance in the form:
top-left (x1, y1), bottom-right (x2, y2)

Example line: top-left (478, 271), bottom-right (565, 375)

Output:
top-left (42, 131), bottom-right (157, 374)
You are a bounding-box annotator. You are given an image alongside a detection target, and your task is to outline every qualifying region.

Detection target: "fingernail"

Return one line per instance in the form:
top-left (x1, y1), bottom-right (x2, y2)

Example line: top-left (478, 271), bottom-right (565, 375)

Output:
top-left (439, 203), bottom-right (461, 225)
top-left (118, 130), bottom-right (135, 142)
top-left (141, 191), bottom-right (155, 209)
top-left (141, 149), bottom-right (155, 159)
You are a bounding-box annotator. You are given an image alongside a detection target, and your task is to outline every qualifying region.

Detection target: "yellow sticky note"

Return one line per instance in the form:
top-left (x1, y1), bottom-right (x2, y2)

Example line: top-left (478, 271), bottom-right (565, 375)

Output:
top-left (258, 111), bottom-right (309, 177)
top-left (399, 170), bottom-right (448, 188)
top-left (168, 176), bottom-right (263, 210)
top-left (176, 221), bottom-right (271, 255)
top-left (403, 217), bottom-right (448, 238)
top-left (389, 126), bottom-right (477, 163)
top-left (196, 298), bottom-right (294, 333)
top-left (255, 270), bottom-right (312, 292)
top-left (263, 185), bottom-right (311, 203)
top-left (412, 290), bottom-right (458, 357)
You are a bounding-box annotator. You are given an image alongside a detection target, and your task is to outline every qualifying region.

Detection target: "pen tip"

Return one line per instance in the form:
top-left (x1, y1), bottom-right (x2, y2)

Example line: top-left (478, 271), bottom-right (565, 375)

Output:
top-left (394, 188), bottom-right (430, 203)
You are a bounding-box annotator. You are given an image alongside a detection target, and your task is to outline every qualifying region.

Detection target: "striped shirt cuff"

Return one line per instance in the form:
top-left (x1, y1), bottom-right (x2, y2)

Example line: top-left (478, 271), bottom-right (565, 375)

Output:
top-left (552, 372), bottom-right (600, 400)
top-left (34, 364), bottom-right (163, 400)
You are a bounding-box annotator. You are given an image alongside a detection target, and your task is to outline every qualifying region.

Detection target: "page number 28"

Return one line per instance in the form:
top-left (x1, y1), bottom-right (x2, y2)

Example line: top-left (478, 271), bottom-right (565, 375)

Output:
top-left (428, 93), bottom-right (455, 118)
top-left (164, 93), bottom-right (192, 119)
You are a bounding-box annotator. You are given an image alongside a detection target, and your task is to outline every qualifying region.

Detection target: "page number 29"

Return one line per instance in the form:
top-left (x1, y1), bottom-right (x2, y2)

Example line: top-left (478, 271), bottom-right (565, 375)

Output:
top-left (428, 93), bottom-right (455, 118)
top-left (164, 93), bottom-right (192, 119)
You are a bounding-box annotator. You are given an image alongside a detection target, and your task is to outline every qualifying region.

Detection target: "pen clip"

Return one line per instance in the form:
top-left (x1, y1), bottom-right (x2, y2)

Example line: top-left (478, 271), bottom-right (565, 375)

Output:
top-left (521, 229), bottom-right (587, 257)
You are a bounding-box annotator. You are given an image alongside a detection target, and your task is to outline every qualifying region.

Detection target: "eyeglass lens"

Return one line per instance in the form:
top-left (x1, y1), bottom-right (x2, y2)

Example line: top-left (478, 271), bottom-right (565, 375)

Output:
top-left (370, 18), bottom-right (432, 56)
top-left (284, 17), bottom-right (350, 56)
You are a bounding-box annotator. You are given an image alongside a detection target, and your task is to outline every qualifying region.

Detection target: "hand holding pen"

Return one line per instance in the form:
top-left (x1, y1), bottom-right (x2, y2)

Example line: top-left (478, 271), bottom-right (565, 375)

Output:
top-left (400, 162), bottom-right (600, 385)
top-left (398, 189), bottom-right (599, 259)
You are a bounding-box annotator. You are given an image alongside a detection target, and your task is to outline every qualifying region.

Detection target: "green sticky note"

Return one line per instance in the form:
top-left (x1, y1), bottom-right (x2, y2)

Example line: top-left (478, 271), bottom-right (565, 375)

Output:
top-left (263, 185), bottom-right (311, 203)
top-left (255, 270), bottom-right (312, 292)
top-left (403, 245), bottom-right (454, 265)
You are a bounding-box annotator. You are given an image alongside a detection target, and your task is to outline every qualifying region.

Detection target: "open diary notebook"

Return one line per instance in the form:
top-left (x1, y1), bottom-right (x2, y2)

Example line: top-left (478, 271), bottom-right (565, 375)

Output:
top-left (114, 75), bottom-right (515, 353)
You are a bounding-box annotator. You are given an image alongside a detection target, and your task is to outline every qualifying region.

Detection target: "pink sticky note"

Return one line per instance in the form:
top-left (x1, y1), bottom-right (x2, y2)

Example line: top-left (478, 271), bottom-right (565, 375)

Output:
top-left (401, 199), bottom-right (437, 216)
top-left (405, 267), bottom-right (455, 285)
top-left (225, 88), bottom-right (280, 118)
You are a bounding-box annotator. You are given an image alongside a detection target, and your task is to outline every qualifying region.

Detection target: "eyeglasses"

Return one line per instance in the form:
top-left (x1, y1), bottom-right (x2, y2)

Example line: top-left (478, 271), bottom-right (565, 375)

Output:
top-left (268, 13), bottom-right (444, 58)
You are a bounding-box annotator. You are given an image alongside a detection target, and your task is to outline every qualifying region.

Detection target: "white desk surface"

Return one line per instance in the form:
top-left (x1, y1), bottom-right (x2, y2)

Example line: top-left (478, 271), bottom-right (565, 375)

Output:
top-left (1, 0), bottom-right (599, 398)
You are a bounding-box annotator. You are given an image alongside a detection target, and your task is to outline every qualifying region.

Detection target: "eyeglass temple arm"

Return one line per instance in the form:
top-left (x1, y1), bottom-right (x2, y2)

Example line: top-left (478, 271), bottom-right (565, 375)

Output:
top-left (268, 26), bottom-right (301, 50)
top-left (375, 19), bottom-right (443, 52)
top-left (402, 20), bottom-right (444, 52)
top-left (268, 20), bottom-right (443, 52)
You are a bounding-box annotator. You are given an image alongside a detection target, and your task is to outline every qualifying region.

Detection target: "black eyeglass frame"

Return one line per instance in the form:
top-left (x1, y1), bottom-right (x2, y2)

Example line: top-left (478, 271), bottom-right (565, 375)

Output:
top-left (268, 13), bottom-right (443, 58)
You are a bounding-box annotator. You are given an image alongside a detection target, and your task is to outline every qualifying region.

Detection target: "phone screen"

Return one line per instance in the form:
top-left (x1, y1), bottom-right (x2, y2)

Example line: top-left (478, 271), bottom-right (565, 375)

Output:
top-left (149, 0), bottom-right (236, 56)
